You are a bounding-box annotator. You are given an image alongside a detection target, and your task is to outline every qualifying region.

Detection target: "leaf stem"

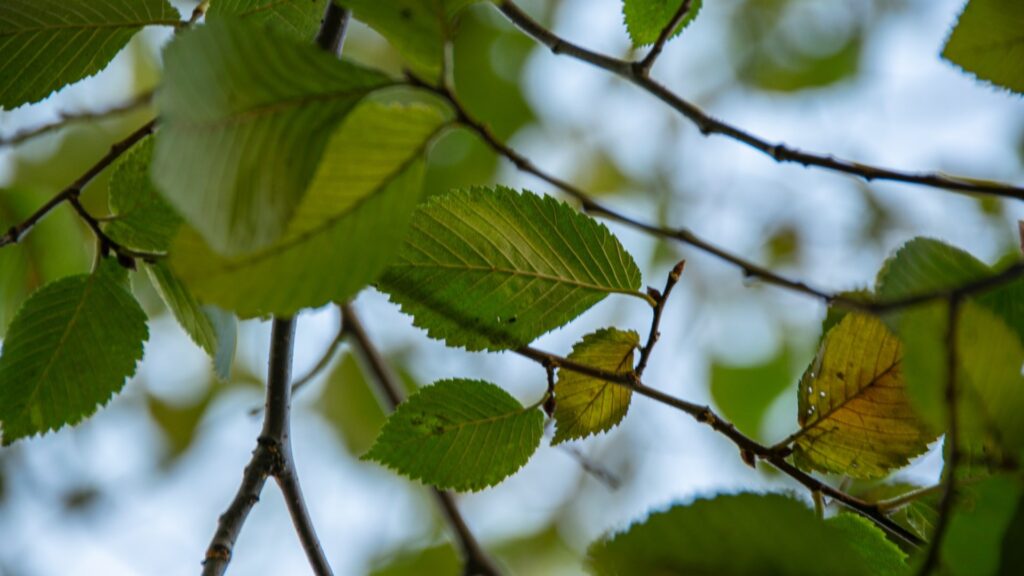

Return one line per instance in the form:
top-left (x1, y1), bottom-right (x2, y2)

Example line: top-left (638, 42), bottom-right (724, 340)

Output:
top-left (634, 0), bottom-right (692, 76)
top-left (635, 260), bottom-right (685, 377)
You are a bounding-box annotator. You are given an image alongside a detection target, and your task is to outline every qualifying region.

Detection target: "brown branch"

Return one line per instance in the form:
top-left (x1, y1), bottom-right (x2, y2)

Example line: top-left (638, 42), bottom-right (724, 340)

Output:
top-left (635, 0), bottom-right (692, 76)
top-left (407, 78), bottom-right (1024, 315)
top-left (0, 91), bottom-right (153, 148)
top-left (515, 345), bottom-right (924, 547)
top-left (916, 296), bottom-right (962, 575)
top-left (635, 260), bottom-right (685, 377)
top-left (494, 1), bottom-right (1024, 201)
top-left (340, 304), bottom-right (502, 576)
top-left (202, 318), bottom-right (333, 576)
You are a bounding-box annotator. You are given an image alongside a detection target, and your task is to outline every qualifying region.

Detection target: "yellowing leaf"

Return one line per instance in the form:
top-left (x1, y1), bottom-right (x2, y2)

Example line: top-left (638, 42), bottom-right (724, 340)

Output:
top-left (553, 328), bottom-right (638, 445)
top-left (792, 313), bottom-right (937, 479)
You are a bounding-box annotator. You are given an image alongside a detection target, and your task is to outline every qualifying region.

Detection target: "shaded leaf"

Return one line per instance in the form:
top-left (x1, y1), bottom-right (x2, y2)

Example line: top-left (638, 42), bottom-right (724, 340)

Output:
top-left (208, 0), bottom-right (327, 41)
top-left (317, 353), bottom-right (389, 455)
top-left (0, 0), bottom-right (180, 109)
top-left (379, 186), bottom-right (644, 351)
top-left (942, 476), bottom-right (1024, 576)
top-left (104, 137), bottom-right (182, 252)
top-left (363, 379), bottom-right (544, 491)
top-left (942, 0), bottom-right (1024, 95)
top-left (622, 0), bottom-right (703, 47)
top-left (0, 259), bottom-right (148, 444)
top-left (792, 313), bottom-right (936, 479)
top-left (339, 0), bottom-right (479, 80)
top-left (710, 343), bottom-right (794, 440)
top-left (553, 328), bottom-right (638, 445)
top-left (154, 19), bottom-right (393, 255)
top-left (588, 492), bottom-right (892, 576)
top-left (169, 101), bottom-right (445, 317)
top-left (146, 388), bottom-right (214, 466)
top-left (826, 514), bottom-right (907, 576)
top-left (205, 306), bottom-right (237, 381)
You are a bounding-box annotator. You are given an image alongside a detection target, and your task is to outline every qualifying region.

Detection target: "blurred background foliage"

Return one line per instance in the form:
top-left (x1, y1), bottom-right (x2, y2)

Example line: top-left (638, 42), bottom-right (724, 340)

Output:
top-left (1, 0), bottom-right (1023, 574)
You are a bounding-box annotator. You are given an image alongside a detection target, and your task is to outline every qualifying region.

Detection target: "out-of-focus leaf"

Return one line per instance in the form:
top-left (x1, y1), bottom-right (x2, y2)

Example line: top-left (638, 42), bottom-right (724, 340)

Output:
top-left (942, 0), bottom-right (1024, 95)
top-left (363, 379), bottom-right (544, 491)
top-left (588, 492), bottom-right (895, 575)
top-left (0, 259), bottom-right (148, 444)
top-left (0, 190), bottom-right (88, 337)
top-left (553, 328), bottom-right (638, 445)
top-left (316, 353), bottom-right (387, 455)
top-left (339, 0), bottom-right (480, 80)
top-left (169, 101), bottom-right (445, 317)
top-left (792, 313), bottom-right (936, 479)
top-left (154, 19), bottom-right (393, 255)
top-left (0, 0), bottom-right (180, 109)
top-left (710, 343), bottom-right (793, 440)
top-left (622, 0), bottom-right (704, 47)
top-left (379, 187), bottom-right (644, 351)
top-left (1000, 495), bottom-right (1024, 574)
top-left (941, 476), bottom-right (1023, 576)
top-left (208, 0), bottom-right (327, 41)
top-left (370, 545), bottom-right (460, 576)
top-left (104, 137), bottom-right (181, 252)
top-left (146, 388), bottom-right (213, 465)
top-left (205, 306), bottom-right (237, 381)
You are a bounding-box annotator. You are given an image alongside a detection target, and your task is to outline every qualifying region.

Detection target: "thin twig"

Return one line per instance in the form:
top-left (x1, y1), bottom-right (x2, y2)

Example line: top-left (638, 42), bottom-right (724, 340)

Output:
top-left (292, 317), bottom-right (347, 395)
top-left (635, 260), bottom-right (685, 377)
top-left (494, 1), bottom-right (1024, 201)
top-left (635, 0), bottom-right (692, 76)
top-left (916, 296), bottom-right (962, 575)
top-left (340, 304), bottom-right (502, 576)
top-left (0, 91), bottom-right (154, 148)
top-left (514, 345), bottom-right (924, 547)
top-left (409, 79), bottom-right (1024, 315)
top-left (874, 484), bottom-right (945, 513)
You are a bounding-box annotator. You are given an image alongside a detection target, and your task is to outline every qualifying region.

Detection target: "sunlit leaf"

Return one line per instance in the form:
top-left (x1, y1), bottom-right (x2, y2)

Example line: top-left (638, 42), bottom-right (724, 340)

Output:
top-left (0, 0), bottom-right (180, 109)
top-left (169, 101), bottom-right (445, 317)
top-left (942, 0), bottom-right (1024, 95)
top-left (154, 19), bottom-right (393, 255)
top-left (363, 379), bottom-right (544, 491)
top-left (379, 186), bottom-right (644, 351)
top-left (104, 137), bottom-right (181, 252)
top-left (622, 0), bottom-right (703, 47)
top-left (0, 259), bottom-right (148, 444)
top-left (588, 492), bottom-right (898, 576)
top-left (339, 0), bottom-right (480, 80)
top-left (792, 313), bottom-right (936, 479)
top-left (553, 328), bottom-right (638, 445)
top-left (208, 0), bottom-right (327, 41)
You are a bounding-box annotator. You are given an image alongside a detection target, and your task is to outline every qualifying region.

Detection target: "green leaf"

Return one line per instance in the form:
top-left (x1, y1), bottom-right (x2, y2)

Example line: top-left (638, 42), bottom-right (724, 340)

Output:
top-left (792, 313), bottom-right (937, 479)
top-left (941, 476), bottom-right (1023, 576)
top-left (0, 189), bottom-right (89, 337)
top-left (587, 492), bottom-right (891, 576)
top-left (0, 259), bottom-right (148, 444)
top-left (0, 0), bottom-right (180, 109)
top-left (709, 343), bottom-right (794, 440)
top-left (207, 0), bottom-right (327, 41)
top-left (826, 514), bottom-right (907, 576)
top-left (339, 0), bottom-right (480, 80)
top-left (379, 186), bottom-right (644, 351)
top-left (144, 261), bottom-right (235, 380)
top-left (168, 101), bottom-right (446, 317)
top-left (876, 238), bottom-right (1024, 455)
top-left (316, 353), bottom-right (389, 456)
top-left (104, 137), bottom-right (182, 252)
top-left (942, 0), bottom-right (1024, 95)
top-left (553, 328), bottom-right (638, 445)
top-left (622, 0), bottom-right (703, 47)
top-left (153, 19), bottom-right (393, 255)
top-left (146, 388), bottom-right (214, 466)
top-left (363, 378), bottom-right (544, 491)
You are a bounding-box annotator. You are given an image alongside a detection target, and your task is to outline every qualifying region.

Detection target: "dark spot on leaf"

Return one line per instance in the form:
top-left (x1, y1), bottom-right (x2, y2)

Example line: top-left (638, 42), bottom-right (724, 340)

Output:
top-left (400, 8), bottom-right (412, 20)
top-left (837, 371), bottom-right (845, 381)
top-left (508, 316), bottom-right (517, 324)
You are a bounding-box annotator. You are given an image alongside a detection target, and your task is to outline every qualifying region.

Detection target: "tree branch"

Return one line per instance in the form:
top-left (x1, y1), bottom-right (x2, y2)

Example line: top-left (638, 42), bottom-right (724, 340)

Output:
top-left (515, 345), bottom-right (925, 547)
top-left (0, 91), bottom-right (153, 148)
top-left (494, 1), bottom-right (1024, 201)
top-left (340, 304), bottom-right (502, 576)
top-left (635, 260), bottom-right (685, 377)
top-left (635, 0), bottom-right (692, 76)
top-left (408, 78), bottom-right (1024, 315)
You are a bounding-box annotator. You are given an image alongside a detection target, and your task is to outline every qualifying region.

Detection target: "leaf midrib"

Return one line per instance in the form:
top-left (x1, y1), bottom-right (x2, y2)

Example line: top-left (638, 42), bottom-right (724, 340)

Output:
top-left (0, 19), bottom-right (181, 35)
top-left (796, 357), bottom-right (902, 442)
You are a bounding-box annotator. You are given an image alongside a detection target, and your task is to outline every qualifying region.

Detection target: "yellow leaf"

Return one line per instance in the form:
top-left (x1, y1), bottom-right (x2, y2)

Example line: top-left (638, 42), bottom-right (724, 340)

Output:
top-left (792, 313), bottom-right (937, 479)
top-left (553, 328), bottom-right (638, 444)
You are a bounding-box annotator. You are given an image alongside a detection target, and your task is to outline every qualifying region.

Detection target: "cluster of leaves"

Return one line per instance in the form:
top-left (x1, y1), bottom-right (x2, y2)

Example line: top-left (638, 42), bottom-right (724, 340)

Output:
top-left (1, 0), bottom-right (1023, 574)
